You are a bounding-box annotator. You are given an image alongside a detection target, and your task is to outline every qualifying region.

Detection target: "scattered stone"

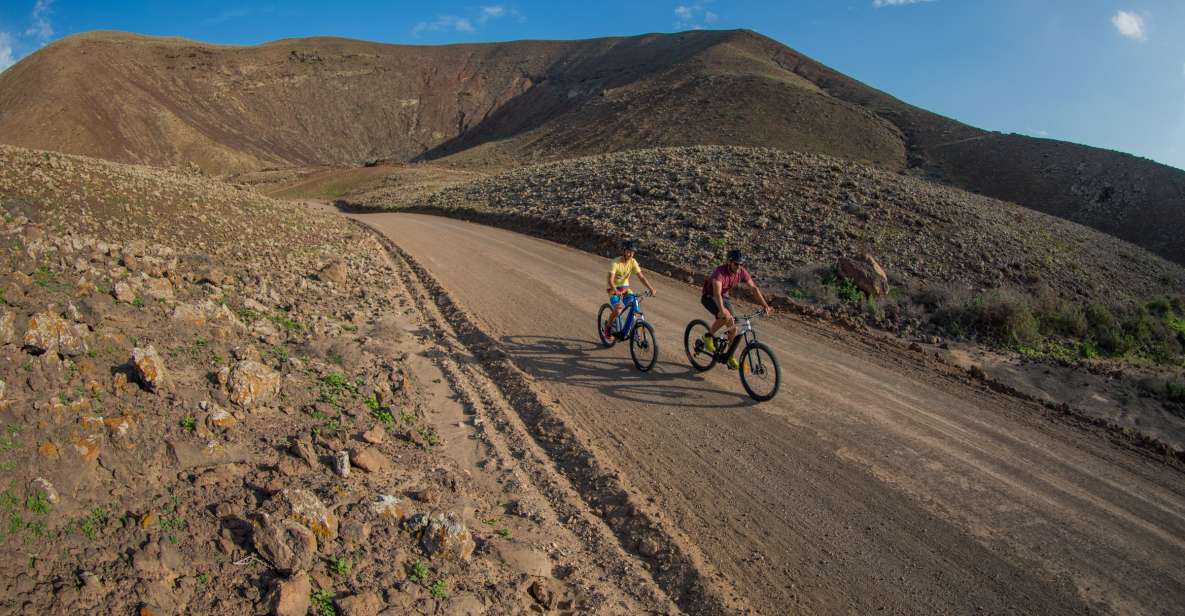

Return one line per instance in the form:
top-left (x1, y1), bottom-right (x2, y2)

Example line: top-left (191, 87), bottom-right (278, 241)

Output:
top-left (529, 578), bottom-right (558, 609)
top-left (132, 346), bottom-right (168, 392)
top-left (30, 477), bottom-right (59, 505)
top-left (253, 514), bottom-right (317, 574)
top-left (370, 495), bottom-right (413, 523)
top-left (290, 437), bottom-right (317, 467)
top-left (337, 591), bottom-right (382, 616)
top-left (226, 360), bottom-right (280, 407)
top-left (361, 425), bottom-right (385, 444)
top-left (0, 309), bottom-right (15, 345)
top-left (78, 571), bottom-right (104, 595)
top-left (113, 281), bottom-right (137, 303)
top-left (23, 308), bottom-right (88, 356)
top-left (334, 451), bottom-right (351, 478)
top-left (349, 447), bottom-right (389, 473)
top-left (411, 511), bottom-right (475, 561)
top-left (837, 253), bottom-right (889, 298)
top-left (268, 571), bottom-right (311, 616)
top-left (318, 260), bottom-right (348, 285)
top-left (205, 406), bottom-right (237, 430)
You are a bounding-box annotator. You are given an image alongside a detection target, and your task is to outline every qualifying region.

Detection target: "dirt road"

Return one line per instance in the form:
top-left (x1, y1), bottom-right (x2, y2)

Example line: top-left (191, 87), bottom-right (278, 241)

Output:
top-left (350, 212), bottom-right (1185, 615)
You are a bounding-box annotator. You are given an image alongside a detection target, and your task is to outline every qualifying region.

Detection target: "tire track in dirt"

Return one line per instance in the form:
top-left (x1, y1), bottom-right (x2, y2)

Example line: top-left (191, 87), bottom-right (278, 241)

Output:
top-left (353, 219), bottom-right (751, 614)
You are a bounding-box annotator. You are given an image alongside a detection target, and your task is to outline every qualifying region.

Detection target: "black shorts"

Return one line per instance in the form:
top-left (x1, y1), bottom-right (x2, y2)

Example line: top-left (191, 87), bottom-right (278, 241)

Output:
top-left (701, 295), bottom-right (733, 317)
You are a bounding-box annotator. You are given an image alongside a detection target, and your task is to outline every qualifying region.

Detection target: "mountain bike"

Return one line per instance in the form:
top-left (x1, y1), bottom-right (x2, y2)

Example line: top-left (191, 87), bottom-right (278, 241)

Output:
top-left (683, 310), bottom-right (781, 401)
top-left (596, 291), bottom-right (658, 372)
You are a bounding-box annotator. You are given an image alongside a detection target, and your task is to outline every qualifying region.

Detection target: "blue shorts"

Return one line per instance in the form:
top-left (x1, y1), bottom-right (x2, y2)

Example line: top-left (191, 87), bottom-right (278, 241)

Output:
top-left (609, 288), bottom-right (636, 307)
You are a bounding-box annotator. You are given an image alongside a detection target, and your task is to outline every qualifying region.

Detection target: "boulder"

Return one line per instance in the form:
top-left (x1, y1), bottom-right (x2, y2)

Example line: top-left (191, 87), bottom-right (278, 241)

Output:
top-left (268, 571), bottom-right (311, 616)
top-left (227, 360), bottom-right (281, 407)
top-left (132, 346), bottom-right (168, 391)
top-left (837, 253), bottom-right (889, 298)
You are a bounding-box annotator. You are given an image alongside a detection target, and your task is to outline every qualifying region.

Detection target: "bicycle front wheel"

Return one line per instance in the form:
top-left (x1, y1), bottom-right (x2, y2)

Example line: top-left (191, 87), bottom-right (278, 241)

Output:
top-left (630, 321), bottom-right (658, 372)
top-left (739, 341), bottom-right (781, 401)
top-left (683, 320), bottom-right (716, 372)
top-left (597, 304), bottom-right (616, 348)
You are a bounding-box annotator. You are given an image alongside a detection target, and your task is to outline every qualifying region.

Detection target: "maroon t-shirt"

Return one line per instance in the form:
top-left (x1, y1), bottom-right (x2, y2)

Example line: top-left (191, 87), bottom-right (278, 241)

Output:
top-left (702, 265), bottom-right (753, 298)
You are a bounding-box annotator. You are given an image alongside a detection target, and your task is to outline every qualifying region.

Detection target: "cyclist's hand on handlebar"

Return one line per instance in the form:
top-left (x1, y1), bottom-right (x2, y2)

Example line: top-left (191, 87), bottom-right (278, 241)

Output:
top-left (644, 289), bottom-right (655, 298)
top-left (763, 305), bottom-right (774, 316)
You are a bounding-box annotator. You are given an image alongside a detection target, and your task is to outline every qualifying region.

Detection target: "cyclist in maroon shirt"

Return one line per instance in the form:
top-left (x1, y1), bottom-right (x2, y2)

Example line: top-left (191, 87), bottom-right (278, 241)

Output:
top-left (700, 249), bottom-right (773, 368)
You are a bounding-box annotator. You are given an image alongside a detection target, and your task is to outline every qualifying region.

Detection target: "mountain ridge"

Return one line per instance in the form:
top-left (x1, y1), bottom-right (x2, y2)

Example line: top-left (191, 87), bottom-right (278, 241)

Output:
top-left (1, 29), bottom-right (1182, 264)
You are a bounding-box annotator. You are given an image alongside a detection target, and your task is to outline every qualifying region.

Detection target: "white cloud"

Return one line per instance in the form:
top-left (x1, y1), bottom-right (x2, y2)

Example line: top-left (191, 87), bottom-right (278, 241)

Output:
top-left (478, 5), bottom-right (506, 24)
top-left (873, 0), bottom-right (936, 7)
top-left (0, 32), bottom-right (15, 73)
top-left (25, 0), bottom-right (54, 40)
top-left (412, 15), bottom-right (475, 37)
top-left (674, 2), bottom-right (718, 30)
top-left (1111, 10), bottom-right (1146, 41)
top-left (413, 5), bottom-right (515, 37)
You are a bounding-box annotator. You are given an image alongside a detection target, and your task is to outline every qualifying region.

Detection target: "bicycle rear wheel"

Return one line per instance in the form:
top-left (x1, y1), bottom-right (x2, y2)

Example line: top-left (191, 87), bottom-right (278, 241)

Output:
top-left (596, 304), bottom-right (617, 347)
top-left (739, 341), bottom-right (781, 401)
top-left (630, 321), bottom-right (658, 372)
top-left (683, 320), bottom-right (716, 372)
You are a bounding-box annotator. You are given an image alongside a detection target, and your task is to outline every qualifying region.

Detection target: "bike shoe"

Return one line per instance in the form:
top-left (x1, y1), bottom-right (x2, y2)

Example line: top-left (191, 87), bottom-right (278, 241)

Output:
top-left (726, 357), bottom-right (739, 370)
top-left (702, 334), bottom-right (716, 353)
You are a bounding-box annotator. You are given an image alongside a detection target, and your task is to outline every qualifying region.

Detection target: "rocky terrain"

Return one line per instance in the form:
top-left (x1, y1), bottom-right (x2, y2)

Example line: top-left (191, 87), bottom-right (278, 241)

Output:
top-left (0, 145), bottom-right (671, 615)
top-left (2, 30), bottom-right (1183, 265)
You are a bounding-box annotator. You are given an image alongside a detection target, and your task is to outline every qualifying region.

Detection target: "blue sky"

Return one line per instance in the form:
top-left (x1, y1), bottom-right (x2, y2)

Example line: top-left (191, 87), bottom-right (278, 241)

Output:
top-left (1, 0), bottom-right (1183, 171)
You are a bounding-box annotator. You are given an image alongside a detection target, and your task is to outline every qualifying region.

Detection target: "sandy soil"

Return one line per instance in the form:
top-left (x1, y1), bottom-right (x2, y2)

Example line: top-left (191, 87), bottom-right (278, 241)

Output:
top-left (348, 211), bottom-right (1185, 615)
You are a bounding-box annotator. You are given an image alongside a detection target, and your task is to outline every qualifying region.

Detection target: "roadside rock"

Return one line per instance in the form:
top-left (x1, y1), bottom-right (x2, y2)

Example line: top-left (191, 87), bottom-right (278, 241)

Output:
top-left (838, 253), bottom-right (890, 298)
top-left (361, 425), bottom-right (385, 444)
top-left (334, 451), bottom-right (351, 478)
top-left (227, 360), bottom-right (280, 407)
top-left (132, 346), bottom-right (168, 392)
top-left (268, 571), bottom-right (311, 616)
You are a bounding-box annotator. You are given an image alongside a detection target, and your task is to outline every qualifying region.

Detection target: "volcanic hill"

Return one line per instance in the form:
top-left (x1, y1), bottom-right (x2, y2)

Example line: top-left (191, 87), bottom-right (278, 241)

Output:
top-left (0, 29), bottom-right (1182, 264)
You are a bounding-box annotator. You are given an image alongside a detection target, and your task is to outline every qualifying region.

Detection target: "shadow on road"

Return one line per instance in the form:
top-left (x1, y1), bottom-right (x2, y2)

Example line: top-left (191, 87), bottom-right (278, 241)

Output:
top-left (500, 334), bottom-right (754, 409)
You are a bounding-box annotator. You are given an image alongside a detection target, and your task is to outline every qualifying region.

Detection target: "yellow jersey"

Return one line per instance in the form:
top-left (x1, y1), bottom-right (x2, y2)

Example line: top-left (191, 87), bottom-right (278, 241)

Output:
top-left (610, 257), bottom-right (641, 288)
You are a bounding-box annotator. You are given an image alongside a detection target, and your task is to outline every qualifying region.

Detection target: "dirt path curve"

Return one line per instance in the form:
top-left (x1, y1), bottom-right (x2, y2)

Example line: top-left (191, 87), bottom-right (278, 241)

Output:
top-left (347, 211), bottom-right (1185, 615)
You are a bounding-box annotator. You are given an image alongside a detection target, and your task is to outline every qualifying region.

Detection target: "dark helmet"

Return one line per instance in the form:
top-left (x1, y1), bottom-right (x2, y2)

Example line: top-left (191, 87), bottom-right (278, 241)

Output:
top-left (726, 249), bottom-right (745, 264)
top-left (622, 239), bottom-right (638, 251)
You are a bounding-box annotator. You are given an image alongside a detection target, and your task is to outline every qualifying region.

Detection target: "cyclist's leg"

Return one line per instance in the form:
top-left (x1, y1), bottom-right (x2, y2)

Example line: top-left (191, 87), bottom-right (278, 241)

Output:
top-left (607, 293), bottom-right (622, 333)
top-left (721, 299), bottom-right (737, 339)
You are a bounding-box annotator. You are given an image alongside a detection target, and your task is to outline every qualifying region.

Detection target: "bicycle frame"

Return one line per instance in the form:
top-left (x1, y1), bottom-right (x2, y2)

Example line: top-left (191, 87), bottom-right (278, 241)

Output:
top-left (717, 314), bottom-right (759, 361)
top-left (614, 293), bottom-right (645, 336)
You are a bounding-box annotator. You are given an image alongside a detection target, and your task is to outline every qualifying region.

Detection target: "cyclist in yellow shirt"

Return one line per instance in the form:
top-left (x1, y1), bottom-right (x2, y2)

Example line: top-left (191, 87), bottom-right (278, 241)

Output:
top-left (604, 240), bottom-right (657, 338)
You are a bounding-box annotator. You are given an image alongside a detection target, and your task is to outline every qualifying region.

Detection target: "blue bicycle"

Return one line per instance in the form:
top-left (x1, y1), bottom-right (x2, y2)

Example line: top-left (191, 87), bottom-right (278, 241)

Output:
top-left (596, 291), bottom-right (658, 372)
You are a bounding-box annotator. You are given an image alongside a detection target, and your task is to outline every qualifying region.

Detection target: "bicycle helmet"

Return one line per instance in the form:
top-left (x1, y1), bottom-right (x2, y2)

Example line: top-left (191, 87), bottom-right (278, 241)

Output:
top-left (622, 239), bottom-right (638, 251)
top-left (726, 249), bottom-right (745, 264)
